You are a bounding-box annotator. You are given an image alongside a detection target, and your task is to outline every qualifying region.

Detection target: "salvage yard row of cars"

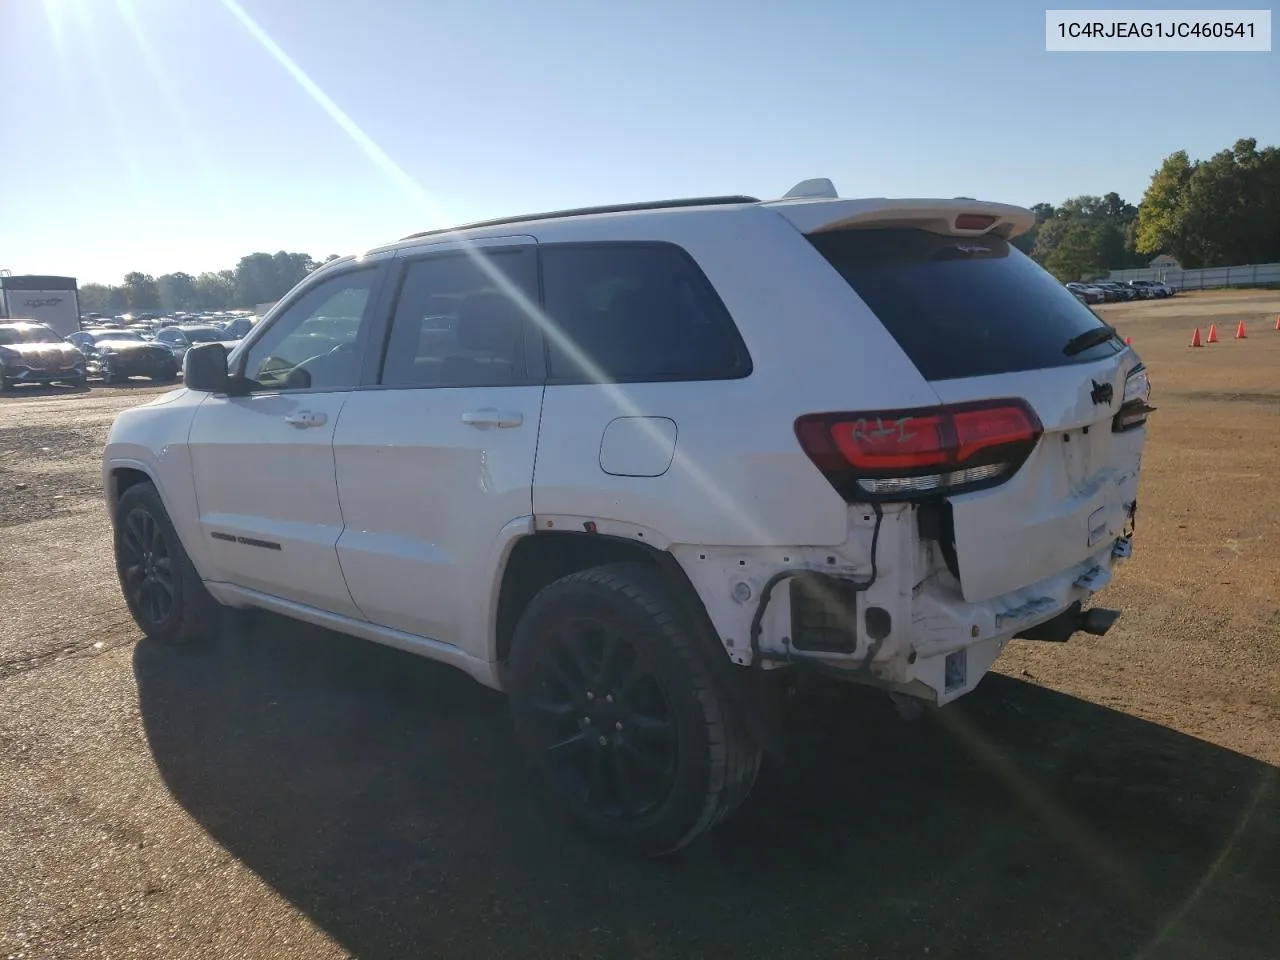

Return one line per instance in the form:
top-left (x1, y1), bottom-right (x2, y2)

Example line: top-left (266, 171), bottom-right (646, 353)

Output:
top-left (1067, 279), bottom-right (1175, 304)
top-left (0, 312), bottom-right (256, 391)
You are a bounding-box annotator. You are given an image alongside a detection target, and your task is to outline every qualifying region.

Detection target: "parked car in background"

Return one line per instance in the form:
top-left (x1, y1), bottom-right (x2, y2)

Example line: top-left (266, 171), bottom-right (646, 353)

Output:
top-left (69, 328), bottom-right (180, 384)
top-left (217, 315), bottom-right (257, 340)
top-left (1066, 283), bottom-right (1105, 304)
top-left (154, 324), bottom-right (240, 365)
top-left (0, 320), bottom-right (88, 391)
top-left (1129, 280), bottom-right (1172, 299)
top-left (1089, 282), bottom-right (1128, 302)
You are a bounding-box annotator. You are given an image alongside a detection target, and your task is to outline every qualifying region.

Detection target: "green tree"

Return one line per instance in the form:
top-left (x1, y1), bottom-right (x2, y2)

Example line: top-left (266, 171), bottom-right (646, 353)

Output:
top-left (232, 251), bottom-right (314, 305)
top-left (1027, 192), bottom-right (1144, 276)
top-left (157, 272), bottom-right (197, 312)
top-left (193, 270), bottom-right (237, 310)
top-left (1135, 151), bottom-right (1194, 262)
top-left (122, 272), bottom-right (160, 311)
top-left (271, 251), bottom-right (313, 296)
top-left (1135, 140), bottom-right (1280, 268)
top-left (106, 286), bottom-right (129, 314)
top-left (1012, 202), bottom-right (1056, 256)
top-left (1044, 220), bottom-right (1106, 282)
top-left (233, 252), bottom-right (277, 306)
top-left (1182, 139), bottom-right (1280, 266)
top-left (78, 283), bottom-right (114, 314)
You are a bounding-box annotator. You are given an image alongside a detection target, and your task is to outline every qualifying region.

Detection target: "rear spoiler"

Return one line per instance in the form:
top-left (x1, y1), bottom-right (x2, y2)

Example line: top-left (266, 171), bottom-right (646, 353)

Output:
top-left (766, 195), bottom-right (1036, 241)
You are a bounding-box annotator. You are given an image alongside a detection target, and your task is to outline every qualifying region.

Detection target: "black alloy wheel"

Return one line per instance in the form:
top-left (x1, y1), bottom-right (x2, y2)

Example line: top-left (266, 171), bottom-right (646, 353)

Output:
top-left (113, 482), bottom-right (214, 644)
top-left (118, 504), bottom-right (176, 628)
top-left (529, 615), bottom-right (677, 821)
top-left (509, 562), bottom-right (762, 856)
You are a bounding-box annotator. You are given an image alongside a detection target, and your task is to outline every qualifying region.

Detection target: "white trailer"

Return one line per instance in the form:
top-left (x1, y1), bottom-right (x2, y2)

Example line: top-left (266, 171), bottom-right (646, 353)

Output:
top-left (0, 275), bottom-right (82, 338)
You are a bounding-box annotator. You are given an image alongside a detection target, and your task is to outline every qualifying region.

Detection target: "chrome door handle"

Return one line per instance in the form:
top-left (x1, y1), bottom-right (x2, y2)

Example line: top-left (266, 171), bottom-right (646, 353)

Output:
top-left (461, 408), bottom-right (523, 428)
top-left (284, 410), bottom-right (328, 428)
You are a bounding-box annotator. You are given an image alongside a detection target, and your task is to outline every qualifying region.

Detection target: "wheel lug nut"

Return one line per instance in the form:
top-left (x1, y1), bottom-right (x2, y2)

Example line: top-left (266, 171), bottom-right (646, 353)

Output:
top-left (597, 736), bottom-right (607, 746)
top-left (582, 717), bottom-right (591, 725)
top-left (605, 694), bottom-right (613, 703)
top-left (614, 721), bottom-right (622, 731)
top-left (586, 691), bottom-right (595, 701)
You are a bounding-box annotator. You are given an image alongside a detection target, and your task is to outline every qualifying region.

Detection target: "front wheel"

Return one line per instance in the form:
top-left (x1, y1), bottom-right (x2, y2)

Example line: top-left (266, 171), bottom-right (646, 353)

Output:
top-left (508, 562), bottom-right (762, 857)
top-left (113, 482), bottom-right (215, 644)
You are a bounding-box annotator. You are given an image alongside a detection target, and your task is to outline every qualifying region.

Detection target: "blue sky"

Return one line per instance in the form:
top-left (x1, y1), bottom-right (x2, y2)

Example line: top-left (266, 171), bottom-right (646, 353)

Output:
top-left (1, 0), bottom-right (1276, 285)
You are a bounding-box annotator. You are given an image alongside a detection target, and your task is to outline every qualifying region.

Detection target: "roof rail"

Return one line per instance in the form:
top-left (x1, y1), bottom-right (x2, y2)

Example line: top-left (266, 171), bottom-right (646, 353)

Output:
top-left (401, 195), bottom-right (760, 241)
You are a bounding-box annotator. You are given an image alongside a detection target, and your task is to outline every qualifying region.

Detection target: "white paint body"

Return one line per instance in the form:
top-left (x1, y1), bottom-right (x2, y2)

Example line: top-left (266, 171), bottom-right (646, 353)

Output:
top-left (104, 193), bottom-right (1146, 706)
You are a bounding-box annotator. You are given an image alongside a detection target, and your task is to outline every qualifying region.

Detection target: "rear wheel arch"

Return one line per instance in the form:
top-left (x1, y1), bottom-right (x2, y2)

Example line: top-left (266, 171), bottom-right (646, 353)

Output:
top-left (495, 532), bottom-right (721, 668)
top-left (494, 531), bottom-right (784, 757)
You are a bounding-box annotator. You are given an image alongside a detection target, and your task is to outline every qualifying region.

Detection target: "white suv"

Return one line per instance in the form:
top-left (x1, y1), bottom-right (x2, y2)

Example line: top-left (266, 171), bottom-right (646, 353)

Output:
top-left (103, 181), bottom-right (1153, 855)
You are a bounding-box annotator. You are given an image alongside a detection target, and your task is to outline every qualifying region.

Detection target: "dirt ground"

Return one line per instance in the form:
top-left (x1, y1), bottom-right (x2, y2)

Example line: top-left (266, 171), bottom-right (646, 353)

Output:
top-left (0, 293), bottom-right (1277, 960)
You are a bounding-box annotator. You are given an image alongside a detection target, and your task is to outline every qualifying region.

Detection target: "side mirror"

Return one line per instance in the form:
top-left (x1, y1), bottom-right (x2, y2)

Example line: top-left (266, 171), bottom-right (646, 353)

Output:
top-left (183, 342), bottom-right (230, 393)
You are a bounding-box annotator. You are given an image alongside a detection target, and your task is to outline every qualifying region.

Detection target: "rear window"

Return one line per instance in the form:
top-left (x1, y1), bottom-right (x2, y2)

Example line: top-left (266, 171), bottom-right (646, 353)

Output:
top-left (808, 229), bottom-right (1124, 381)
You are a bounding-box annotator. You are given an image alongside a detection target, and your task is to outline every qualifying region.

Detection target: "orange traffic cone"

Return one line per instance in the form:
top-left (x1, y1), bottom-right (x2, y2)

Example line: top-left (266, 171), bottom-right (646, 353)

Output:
top-left (1235, 321), bottom-right (1247, 339)
top-left (1207, 324), bottom-right (1219, 343)
top-left (1124, 336), bottom-right (1132, 346)
top-left (1190, 327), bottom-right (1203, 347)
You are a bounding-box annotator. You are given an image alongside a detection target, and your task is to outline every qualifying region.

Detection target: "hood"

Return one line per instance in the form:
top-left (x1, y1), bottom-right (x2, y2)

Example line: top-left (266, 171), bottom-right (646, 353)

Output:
top-left (97, 339), bottom-right (161, 353)
top-left (1, 342), bottom-right (81, 358)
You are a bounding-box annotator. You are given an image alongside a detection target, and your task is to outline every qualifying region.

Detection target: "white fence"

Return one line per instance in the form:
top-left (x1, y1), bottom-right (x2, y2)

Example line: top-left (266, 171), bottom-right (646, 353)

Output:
top-left (1107, 262), bottom-right (1280, 291)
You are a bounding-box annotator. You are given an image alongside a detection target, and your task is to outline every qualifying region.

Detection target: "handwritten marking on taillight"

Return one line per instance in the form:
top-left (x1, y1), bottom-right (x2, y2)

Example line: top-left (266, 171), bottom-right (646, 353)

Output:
top-left (795, 399), bottom-right (1043, 502)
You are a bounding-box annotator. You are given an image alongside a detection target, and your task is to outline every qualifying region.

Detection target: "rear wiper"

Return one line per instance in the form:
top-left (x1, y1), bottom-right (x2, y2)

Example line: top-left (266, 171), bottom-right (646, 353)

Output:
top-left (1063, 324), bottom-right (1119, 357)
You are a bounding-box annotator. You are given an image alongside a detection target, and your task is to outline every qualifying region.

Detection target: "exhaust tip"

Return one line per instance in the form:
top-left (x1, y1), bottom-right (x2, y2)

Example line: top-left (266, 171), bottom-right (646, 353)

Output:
top-left (1079, 607), bottom-right (1121, 636)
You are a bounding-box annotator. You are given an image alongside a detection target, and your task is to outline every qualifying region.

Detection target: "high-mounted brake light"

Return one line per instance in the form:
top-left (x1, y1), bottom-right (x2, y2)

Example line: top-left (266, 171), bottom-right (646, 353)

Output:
top-left (954, 213), bottom-right (998, 231)
top-left (795, 399), bottom-right (1043, 502)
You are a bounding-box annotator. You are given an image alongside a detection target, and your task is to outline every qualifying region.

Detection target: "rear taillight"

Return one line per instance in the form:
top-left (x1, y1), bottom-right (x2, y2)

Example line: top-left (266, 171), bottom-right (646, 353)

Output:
top-left (795, 399), bottom-right (1043, 502)
top-left (1113, 363), bottom-right (1155, 432)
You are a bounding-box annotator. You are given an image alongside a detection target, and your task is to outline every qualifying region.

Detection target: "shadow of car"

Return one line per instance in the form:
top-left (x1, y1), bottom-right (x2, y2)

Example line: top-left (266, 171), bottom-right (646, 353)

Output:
top-left (133, 615), bottom-right (1279, 960)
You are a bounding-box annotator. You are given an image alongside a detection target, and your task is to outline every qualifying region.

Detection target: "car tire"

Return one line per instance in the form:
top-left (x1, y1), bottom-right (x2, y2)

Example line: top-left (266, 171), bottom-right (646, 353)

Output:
top-left (508, 561), bottom-right (762, 857)
top-left (113, 482), bottom-right (216, 645)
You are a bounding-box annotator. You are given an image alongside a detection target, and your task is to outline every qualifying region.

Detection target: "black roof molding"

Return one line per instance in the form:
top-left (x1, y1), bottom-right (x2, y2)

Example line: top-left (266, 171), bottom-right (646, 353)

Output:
top-left (401, 195), bottom-right (760, 241)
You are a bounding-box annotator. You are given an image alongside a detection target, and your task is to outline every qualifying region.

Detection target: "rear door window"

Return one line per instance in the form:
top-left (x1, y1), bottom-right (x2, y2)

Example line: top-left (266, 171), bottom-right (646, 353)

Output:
top-left (807, 229), bottom-right (1123, 381)
top-left (540, 242), bottom-right (751, 384)
top-left (379, 247), bottom-right (539, 388)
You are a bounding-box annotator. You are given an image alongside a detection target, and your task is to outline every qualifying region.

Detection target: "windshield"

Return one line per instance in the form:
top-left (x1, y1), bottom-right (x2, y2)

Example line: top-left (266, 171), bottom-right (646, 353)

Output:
top-left (0, 325), bottom-right (61, 345)
top-left (183, 327), bottom-right (222, 342)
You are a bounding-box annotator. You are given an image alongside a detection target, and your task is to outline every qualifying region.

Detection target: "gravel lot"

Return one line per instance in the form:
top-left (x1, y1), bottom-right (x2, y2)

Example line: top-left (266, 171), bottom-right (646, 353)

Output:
top-left (1, 294), bottom-right (1278, 960)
